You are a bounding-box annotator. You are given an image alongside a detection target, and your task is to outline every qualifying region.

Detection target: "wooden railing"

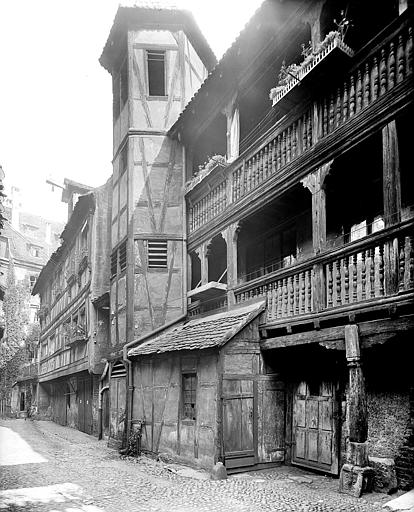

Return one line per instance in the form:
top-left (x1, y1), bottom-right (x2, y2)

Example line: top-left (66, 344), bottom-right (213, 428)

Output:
top-left (189, 181), bottom-right (227, 232)
top-left (234, 222), bottom-right (414, 324)
top-left (187, 17), bottom-right (413, 235)
top-left (18, 362), bottom-right (38, 380)
top-left (188, 296), bottom-right (228, 317)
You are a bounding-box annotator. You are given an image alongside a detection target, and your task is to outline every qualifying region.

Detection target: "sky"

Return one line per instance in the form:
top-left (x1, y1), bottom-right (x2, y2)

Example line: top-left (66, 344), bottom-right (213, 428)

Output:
top-left (0, 0), bottom-right (262, 223)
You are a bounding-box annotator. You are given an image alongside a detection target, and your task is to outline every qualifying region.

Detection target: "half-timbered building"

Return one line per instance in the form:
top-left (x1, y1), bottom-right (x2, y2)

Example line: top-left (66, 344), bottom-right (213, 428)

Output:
top-left (33, 181), bottom-right (111, 435)
top-left (101, 0), bottom-right (413, 495)
top-left (99, 4), bottom-right (216, 444)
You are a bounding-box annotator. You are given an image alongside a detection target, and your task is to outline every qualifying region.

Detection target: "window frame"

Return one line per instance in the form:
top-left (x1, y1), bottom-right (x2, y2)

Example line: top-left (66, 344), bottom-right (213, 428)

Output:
top-left (146, 50), bottom-right (167, 98)
top-left (182, 372), bottom-right (197, 421)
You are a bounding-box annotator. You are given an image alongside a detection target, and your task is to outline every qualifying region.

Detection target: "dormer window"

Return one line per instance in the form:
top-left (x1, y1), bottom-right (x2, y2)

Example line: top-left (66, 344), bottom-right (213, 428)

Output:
top-left (147, 50), bottom-right (166, 96)
top-left (29, 244), bottom-right (41, 258)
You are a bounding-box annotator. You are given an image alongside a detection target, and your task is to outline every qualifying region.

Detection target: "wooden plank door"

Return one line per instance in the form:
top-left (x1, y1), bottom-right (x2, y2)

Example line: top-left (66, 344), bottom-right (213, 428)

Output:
top-left (78, 380), bottom-right (85, 433)
top-left (83, 379), bottom-right (92, 435)
top-left (110, 376), bottom-right (126, 442)
top-left (292, 380), bottom-right (338, 474)
top-left (222, 379), bottom-right (256, 469)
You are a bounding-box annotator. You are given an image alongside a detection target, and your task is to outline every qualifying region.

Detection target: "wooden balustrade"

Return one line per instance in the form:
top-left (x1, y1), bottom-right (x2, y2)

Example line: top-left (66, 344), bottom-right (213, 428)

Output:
top-left (234, 224), bottom-right (414, 324)
top-left (188, 296), bottom-right (228, 317)
top-left (189, 180), bottom-right (227, 232)
top-left (188, 18), bottom-right (413, 235)
top-left (235, 268), bottom-right (313, 321)
top-left (318, 23), bottom-right (413, 138)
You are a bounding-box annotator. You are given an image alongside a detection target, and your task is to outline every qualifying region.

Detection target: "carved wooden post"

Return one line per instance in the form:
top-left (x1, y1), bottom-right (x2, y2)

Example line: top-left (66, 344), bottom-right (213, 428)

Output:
top-left (224, 222), bottom-right (240, 307)
top-left (301, 160), bottom-right (332, 255)
top-left (383, 121), bottom-right (401, 295)
top-left (339, 324), bottom-right (373, 498)
top-left (345, 325), bottom-right (368, 445)
top-left (199, 243), bottom-right (209, 285)
top-left (383, 120), bottom-right (401, 227)
top-left (302, 162), bottom-right (332, 313)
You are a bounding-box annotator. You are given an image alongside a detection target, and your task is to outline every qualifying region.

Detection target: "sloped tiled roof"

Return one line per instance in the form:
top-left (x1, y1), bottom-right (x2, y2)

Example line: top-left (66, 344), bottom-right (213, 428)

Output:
top-left (128, 301), bottom-right (265, 357)
top-left (100, 5), bottom-right (216, 73)
top-left (1, 223), bottom-right (47, 265)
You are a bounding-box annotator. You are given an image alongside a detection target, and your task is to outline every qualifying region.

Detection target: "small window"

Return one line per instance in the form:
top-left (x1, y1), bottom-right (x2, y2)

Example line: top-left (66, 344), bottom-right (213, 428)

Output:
top-left (120, 59), bottom-right (128, 107)
top-left (29, 245), bottom-right (41, 258)
top-left (119, 144), bottom-right (128, 176)
top-left (147, 51), bottom-right (166, 96)
top-left (80, 222), bottom-right (88, 251)
top-left (182, 373), bottom-right (197, 420)
top-left (148, 240), bottom-right (167, 268)
top-left (29, 275), bottom-right (36, 290)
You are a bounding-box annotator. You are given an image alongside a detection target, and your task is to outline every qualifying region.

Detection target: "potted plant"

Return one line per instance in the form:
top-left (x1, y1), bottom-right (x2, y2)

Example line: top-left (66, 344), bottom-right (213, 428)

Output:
top-left (269, 13), bottom-right (354, 105)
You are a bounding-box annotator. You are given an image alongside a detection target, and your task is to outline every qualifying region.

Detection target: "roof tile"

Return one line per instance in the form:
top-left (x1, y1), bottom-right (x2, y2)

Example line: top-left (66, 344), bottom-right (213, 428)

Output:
top-left (128, 301), bottom-right (265, 356)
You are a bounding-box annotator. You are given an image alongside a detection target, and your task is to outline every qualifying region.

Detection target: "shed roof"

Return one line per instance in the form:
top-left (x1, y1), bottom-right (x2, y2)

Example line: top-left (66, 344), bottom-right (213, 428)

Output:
top-left (128, 301), bottom-right (265, 357)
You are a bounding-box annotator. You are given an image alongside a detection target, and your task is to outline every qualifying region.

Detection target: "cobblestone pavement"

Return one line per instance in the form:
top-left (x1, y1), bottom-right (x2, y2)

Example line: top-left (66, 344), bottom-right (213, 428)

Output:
top-left (0, 419), bottom-right (396, 512)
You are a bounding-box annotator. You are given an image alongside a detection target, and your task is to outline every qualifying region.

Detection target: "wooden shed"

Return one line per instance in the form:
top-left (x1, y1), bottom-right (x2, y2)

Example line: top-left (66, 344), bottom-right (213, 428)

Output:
top-left (128, 301), bottom-right (286, 470)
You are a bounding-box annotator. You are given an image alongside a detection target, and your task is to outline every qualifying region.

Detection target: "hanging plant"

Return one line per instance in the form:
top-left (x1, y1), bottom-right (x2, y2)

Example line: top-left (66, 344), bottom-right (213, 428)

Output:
top-left (269, 13), bottom-right (353, 102)
top-left (185, 155), bottom-right (227, 192)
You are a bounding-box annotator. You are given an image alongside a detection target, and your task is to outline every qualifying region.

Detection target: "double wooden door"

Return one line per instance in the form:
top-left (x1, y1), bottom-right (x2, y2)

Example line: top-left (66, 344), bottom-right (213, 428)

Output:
top-left (78, 378), bottom-right (92, 434)
top-left (292, 380), bottom-right (338, 474)
top-left (222, 379), bottom-right (255, 469)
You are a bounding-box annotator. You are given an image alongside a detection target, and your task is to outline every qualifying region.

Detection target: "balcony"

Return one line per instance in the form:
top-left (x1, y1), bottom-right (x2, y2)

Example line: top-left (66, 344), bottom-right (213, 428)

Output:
top-left (17, 362), bottom-right (38, 381)
top-left (270, 32), bottom-right (354, 109)
top-left (233, 220), bottom-right (414, 326)
top-left (65, 324), bottom-right (87, 346)
top-left (187, 14), bottom-right (413, 239)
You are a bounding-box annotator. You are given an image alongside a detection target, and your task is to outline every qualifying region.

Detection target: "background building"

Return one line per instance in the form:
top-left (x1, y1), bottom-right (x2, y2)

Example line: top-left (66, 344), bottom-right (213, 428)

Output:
top-left (33, 181), bottom-right (111, 434)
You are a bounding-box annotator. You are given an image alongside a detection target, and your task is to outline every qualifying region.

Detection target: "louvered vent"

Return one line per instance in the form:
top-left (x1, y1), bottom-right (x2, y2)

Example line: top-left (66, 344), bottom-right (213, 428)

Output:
top-left (148, 240), bottom-right (167, 268)
top-left (119, 241), bottom-right (127, 272)
top-left (111, 361), bottom-right (127, 378)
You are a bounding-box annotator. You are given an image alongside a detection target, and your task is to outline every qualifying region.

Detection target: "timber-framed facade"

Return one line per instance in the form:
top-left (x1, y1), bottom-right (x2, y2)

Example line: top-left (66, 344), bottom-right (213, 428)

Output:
top-left (121, 0), bottom-right (413, 495)
top-left (32, 0), bottom-right (414, 497)
top-left (33, 182), bottom-right (111, 435)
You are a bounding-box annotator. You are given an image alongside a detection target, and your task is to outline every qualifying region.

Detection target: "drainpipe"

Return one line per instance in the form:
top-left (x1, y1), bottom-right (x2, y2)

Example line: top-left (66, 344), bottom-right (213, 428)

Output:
top-left (98, 386), bottom-right (109, 440)
top-left (98, 362), bottom-right (109, 440)
top-left (122, 314), bottom-right (188, 443)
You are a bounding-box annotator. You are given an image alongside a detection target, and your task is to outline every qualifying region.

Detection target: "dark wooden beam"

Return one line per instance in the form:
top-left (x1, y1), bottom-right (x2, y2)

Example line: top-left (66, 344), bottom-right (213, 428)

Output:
top-left (260, 315), bottom-right (414, 350)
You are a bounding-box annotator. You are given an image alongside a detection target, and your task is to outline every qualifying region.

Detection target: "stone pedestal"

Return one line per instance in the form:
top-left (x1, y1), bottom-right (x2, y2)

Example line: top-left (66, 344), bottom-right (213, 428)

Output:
top-left (369, 457), bottom-right (398, 494)
top-left (339, 464), bottom-right (374, 497)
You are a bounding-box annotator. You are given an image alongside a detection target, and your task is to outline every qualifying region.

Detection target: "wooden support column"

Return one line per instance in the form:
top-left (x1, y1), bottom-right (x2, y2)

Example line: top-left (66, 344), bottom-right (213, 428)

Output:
top-left (382, 120), bottom-right (401, 228)
top-left (301, 160), bottom-right (332, 255)
top-left (302, 162), bottom-right (332, 312)
top-left (339, 324), bottom-right (373, 497)
top-left (344, 325), bottom-right (368, 447)
top-left (382, 121), bottom-right (401, 295)
top-left (198, 243), bottom-right (209, 285)
top-left (224, 222), bottom-right (240, 307)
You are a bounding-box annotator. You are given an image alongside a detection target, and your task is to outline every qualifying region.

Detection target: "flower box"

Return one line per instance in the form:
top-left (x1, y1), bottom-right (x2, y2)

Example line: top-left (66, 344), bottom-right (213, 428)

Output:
top-left (270, 33), bottom-right (354, 108)
top-left (185, 156), bottom-right (227, 194)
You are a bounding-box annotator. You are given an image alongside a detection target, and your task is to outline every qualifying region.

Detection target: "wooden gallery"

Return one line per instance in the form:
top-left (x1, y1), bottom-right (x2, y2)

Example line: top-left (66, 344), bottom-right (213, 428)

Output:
top-left (34, 0), bottom-right (414, 497)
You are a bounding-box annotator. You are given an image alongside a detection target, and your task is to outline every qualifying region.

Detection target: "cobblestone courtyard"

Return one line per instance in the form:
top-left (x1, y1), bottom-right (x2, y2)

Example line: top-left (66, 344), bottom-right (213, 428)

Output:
top-left (0, 419), bottom-right (396, 512)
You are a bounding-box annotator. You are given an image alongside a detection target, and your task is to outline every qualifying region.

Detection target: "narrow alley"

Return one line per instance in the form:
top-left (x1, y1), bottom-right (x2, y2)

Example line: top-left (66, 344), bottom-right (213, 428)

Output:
top-left (0, 419), bottom-right (392, 512)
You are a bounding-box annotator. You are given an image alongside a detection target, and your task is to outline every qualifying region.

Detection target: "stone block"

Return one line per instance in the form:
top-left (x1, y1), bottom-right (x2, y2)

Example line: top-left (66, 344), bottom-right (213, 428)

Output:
top-left (369, 457), bottom-right (398, 494)
top-left (339, 463), bottom-right (374, 498)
